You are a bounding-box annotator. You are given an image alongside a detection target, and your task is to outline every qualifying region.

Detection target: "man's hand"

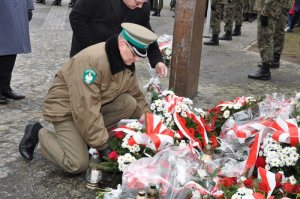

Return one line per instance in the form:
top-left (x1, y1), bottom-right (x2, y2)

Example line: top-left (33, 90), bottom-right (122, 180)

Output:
top-left (155, 62), bottom-right (168, 78)
top-left (98, 145), bottom-right (112, 157)
top-left (260, 15), bottom-right (268, 27)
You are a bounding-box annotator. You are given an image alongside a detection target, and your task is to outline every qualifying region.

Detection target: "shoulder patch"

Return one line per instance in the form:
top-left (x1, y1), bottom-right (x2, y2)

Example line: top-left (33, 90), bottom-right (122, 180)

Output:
top-left (83, 69), bottom-right (96, 84)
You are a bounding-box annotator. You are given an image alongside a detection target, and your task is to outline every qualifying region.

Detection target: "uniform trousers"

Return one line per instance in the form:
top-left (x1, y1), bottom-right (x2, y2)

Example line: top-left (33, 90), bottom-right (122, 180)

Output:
top-left (257, 11), bottom-right (288, 63)
top-left (0, 55), bottom-right (17, 92)
top-left (38, 93), bottom-right (138, 173)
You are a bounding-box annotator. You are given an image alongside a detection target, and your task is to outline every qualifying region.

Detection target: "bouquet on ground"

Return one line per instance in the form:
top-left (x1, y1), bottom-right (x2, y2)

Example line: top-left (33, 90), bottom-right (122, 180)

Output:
top-left (150, 90), bottom-right (210, 149)
top-left (94, 113), bottom-right (175, 173)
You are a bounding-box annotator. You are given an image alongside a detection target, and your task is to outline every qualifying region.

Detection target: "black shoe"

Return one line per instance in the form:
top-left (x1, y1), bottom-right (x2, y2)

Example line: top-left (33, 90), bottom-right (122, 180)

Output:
top-left (0, 93), bottom-right (9, 105)
top-left (232, 25), bottom-right (241, 36)
top-left (19, 122), bottom-right (43, 160)
top-left (219, 31), bottom-right (232, 40)
top-left (2, 90), bottom-right (25, 100)
top-left (248, 69), bottom-right (271, 80)
top-left (204, 35), bottom-right (219, 46)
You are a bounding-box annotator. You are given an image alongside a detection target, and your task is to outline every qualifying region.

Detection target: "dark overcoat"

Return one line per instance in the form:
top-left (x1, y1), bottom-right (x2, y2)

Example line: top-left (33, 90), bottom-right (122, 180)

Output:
top-left (0, 0), bottom-right (34, 56)
top-left (69, 0), bottom-right (163, 67)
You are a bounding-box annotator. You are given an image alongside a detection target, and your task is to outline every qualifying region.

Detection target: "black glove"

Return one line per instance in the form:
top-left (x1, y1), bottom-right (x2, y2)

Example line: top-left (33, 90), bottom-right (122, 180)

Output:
top-left (28, 10), bottom-right (33, 22)
top-left (98, 146), bottom-right (112, 157)
top-left (260, 15), bottom-right (268, 27)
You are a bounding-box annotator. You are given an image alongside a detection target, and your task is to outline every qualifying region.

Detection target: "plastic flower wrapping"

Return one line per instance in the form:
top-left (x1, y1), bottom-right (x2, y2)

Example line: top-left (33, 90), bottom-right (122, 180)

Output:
top-left (95, 90), bottom-right (300, 199)
top-left (157, 34), bottom-right (173, 66)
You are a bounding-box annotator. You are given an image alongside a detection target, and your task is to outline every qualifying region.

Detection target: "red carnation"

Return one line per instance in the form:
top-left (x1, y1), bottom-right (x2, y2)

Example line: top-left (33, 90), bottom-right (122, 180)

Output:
top-left (210, 135), bottom-right (218, 148)
top-left (108, 151), bottom-right (119, 160)
top-left (282, 183), bottom-right (294, 193)
top-left (188, 128), bottom-right (195, 136)
top-left (275, 172), bottom-right (283, 183)
top-left (252, 193), bottom-right (265, 199)
top-left (114, 131), bottom-right (125, 139)
top-left (258, 182), bottom-right (269, 192)
top-left (275, 181), bottom-right (281, 189)
top-left (223, 177), bottom-right (236, 187)
top-left (243, 178), bottom-right (254, 188)
top-left (255, 156), bottom-right (266, 168)
top-left (293, 184), bottom-right (300, 193)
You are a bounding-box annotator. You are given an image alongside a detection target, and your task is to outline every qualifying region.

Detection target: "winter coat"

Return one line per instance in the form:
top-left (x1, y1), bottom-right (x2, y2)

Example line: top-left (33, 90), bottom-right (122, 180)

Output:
top-left (0, 0), bottom-right (34, 56)
top-left (43, 40), bottom-right (150, 149)
top-left (69, 0), bottom-right (163, 68)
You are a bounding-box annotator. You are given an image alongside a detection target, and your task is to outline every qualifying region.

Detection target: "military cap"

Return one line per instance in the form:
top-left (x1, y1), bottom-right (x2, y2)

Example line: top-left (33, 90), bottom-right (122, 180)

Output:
top-left (121, 23), bottom-right (158, 58)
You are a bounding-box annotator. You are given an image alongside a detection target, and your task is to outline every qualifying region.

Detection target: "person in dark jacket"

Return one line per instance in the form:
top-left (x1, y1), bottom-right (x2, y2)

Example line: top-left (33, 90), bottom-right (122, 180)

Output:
top-left (0, 0), bottom-right (34, 104)
top-left (69, 0), bottom-right (167, 77)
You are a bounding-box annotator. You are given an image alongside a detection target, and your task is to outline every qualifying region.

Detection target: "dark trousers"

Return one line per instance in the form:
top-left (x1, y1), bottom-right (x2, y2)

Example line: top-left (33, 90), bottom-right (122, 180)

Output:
top-left (0, 54), bottom-right (17, 92)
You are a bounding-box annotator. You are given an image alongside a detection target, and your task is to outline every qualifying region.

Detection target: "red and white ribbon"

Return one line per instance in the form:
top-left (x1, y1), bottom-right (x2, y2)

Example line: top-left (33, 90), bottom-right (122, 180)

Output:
top-left (173, 112), bottom-right (207, 149)
top-left (272, 117), bottom-right (300, 146)
top-left (113, 113), bottom-right (174, 151)
top-left (164, 95), bottom-right (184, 113)
top-left (145, 113), bottom-right (174, 151)
top-left (258, 167), bottom-right (276, 199)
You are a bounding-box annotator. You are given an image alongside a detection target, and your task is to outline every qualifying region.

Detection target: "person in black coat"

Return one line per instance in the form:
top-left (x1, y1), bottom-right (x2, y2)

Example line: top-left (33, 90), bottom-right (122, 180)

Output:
top-left (69, 0), bottom-right (167, 77)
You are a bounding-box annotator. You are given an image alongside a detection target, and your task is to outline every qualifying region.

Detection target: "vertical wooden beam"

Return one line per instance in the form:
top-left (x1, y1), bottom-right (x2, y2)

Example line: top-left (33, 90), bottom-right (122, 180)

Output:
top-left (169, 0), bottom-right (207, 98)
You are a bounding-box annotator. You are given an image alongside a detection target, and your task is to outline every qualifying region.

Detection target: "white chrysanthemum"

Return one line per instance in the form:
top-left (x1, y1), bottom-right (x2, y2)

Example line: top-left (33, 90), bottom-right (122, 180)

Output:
top-left (174, 106), bottom-right (182, 113)
top-left (150, 103), bottom-right (156, 110)
top-left (288, 175), bottom-right (297, 185)
top-left (181, 111), bottom-right (187, 118)
top-left (154, 99), bottom-right (163, 107)
top-left (238, 176), bottom-right (247, 183)
top-left (183, 98), bottom-right (193, 105)
top-left (194, 108), bottom-right (205, 117)
top-left (233, 102), bottom-right (242, 110)
top-left (197, 169), bottom-right (208, 178)
top-left (223, 110), bottom-right (230, 119)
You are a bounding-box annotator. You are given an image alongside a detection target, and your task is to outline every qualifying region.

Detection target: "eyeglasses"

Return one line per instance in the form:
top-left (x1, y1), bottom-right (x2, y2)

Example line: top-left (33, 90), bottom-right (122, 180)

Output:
top-left (125, 42), bottom-right (139, 58)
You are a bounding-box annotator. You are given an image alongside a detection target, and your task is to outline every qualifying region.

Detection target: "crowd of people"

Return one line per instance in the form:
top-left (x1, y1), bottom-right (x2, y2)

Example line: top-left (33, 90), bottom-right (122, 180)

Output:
top-left (204, 0), bottom-right (299, 81)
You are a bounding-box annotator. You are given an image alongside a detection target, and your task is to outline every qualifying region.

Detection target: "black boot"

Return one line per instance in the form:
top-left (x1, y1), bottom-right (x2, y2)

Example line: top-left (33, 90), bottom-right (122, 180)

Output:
top-left (232, 25), bottom-right (241, 36)
top-left (219, 31), bottom-right (232, 40)
top-left (19, 122), bottom-right (43, 160)
top-left (157, 9), bottom-right (161, 17)
top-left (272, 53), bottom-right (280, 68)
top-left (0, 93), bottom-right (9, 105)
top-left (248, 62), bottom-right (271, 80)
top-left (36, 0), bottom-right (45, 3)
top-left (204, 34), bottom-right (219, 46)
top-left (52, 0), bottom-right (61, 6)
top-left (2, 90), bottom-right (25, 100)
top-left (243, 13), bottom-right (249, 22)
top-left (248, 13), bottom-right (256, 22)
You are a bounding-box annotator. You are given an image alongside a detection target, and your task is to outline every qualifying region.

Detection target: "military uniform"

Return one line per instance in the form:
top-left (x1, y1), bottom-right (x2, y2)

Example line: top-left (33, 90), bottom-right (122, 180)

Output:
top-left (219, 0), bottom-right (244, 40)
top-left (243, 0), bottom-right (256, 21)
top-left (204, 0), bottom-right (228, 45)
top-left (248, 0), bottom-right (290, 80)
top-left (19, 23), bottom-right (157, 173)
top-left (152, 0), bottom-right (163, 16)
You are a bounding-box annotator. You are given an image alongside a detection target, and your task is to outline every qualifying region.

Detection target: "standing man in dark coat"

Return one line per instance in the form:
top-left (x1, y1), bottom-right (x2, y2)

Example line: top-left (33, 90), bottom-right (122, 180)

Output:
top-left (69, 0), bottom-right (168, 77)
top-left (0, 0), bottom-right (34, 104)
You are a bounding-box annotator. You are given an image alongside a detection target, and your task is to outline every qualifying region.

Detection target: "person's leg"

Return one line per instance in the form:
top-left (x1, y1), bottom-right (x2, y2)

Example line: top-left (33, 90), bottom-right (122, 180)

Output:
top-left (232, 0), bottom-right (243, 36)
top-left (101, 93), bottom-right (138, 129)
top-left (273, 11), bottom-right (288, 68)
top-left (39, 120), bottom-right (89, 173)
top-left (204, 4), bottom-right (223, 46)
top-left (220, 0), bottom-right (235, 40)
top-left (0, 55), bottom-right (16, 92)
top-left (290, 11), bottom-right (300, 30)
top-left (248, 14), bottom-right (274, 80)
top-left (0, 55), bottom-right (25, 100)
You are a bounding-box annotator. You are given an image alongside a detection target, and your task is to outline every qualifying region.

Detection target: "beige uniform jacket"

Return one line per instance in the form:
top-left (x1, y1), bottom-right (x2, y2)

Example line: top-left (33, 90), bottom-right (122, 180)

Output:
top-left (254, 0), bottom-right (288, 19)
top-left (43, 42), bottom-right (150, 149)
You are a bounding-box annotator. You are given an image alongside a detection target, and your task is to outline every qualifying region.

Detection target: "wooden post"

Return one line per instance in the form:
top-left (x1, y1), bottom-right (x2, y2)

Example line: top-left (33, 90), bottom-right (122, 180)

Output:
top-left (169, 0), bottom-right (207, 98)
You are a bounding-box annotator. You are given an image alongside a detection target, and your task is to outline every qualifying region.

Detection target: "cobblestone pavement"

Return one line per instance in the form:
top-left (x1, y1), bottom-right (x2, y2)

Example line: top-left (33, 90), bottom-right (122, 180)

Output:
top-left (1, 2), bottom-right (300, 198)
